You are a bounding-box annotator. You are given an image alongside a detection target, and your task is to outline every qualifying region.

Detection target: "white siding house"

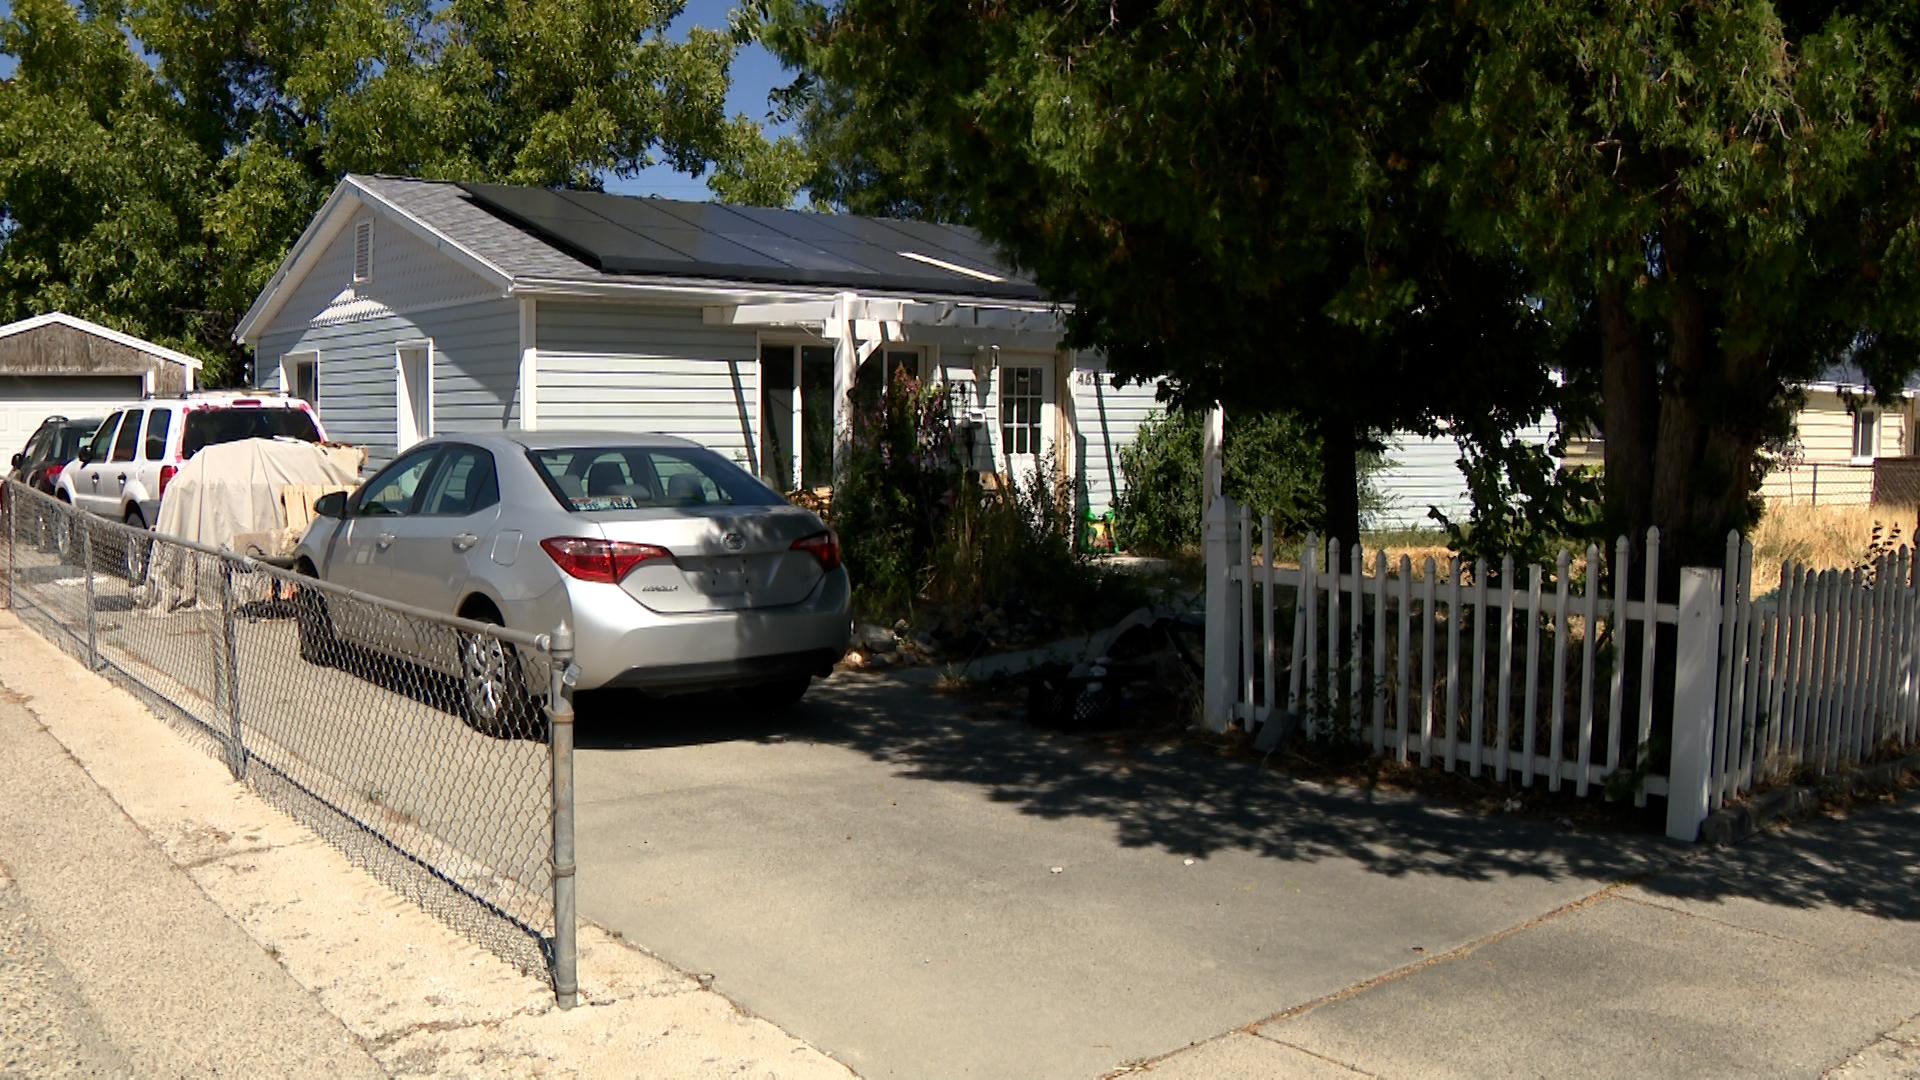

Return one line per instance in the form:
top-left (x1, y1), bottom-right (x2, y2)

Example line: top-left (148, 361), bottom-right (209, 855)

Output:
top-left (237, 175), bottom-right (1161, 522)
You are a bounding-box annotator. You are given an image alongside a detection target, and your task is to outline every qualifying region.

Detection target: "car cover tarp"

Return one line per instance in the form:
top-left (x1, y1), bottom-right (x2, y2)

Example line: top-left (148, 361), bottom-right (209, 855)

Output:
top-left (149, 438), bottom-right (360, 609)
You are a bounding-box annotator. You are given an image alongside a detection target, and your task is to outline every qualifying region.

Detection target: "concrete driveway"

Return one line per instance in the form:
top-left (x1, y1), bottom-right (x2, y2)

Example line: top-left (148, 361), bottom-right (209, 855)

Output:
top-left (572, 672), bottom-right (1672, 1080)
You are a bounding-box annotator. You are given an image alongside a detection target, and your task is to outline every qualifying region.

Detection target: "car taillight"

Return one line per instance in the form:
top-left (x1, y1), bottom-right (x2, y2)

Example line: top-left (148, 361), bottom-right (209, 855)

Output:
top-left (158, 464), bottom-right (177, 497)
top-left (539, 537), bottom-right (672, 584)
top-left (37, 464), bottom-right (61, 487)
top-left (791, 530), bottom-right (841, 572)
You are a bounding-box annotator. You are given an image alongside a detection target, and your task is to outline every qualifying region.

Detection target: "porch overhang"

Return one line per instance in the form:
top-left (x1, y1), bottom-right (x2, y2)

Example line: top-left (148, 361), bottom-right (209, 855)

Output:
top-left (702, 295), bottom-right (1068, 351)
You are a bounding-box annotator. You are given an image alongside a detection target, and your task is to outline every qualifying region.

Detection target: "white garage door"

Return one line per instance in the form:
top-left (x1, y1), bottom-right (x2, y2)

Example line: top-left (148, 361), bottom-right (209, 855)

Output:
top-left (0, 375), bottom-right (146, 458)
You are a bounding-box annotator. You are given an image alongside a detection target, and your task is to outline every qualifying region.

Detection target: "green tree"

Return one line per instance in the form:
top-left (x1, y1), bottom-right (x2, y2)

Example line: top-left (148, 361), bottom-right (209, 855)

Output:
top-left (1445, 0), bottom-right (1920, 570)
top-left (755, 0), bottom-right (1564, 552)
top-left (0, 0), bottom-right (810, 383)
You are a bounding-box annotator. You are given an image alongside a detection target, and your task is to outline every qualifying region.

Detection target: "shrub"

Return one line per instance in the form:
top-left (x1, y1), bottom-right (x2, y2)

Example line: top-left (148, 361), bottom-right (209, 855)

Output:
top-left (831, 368), bottom-right (965, 617)
top-left (829, 372), bottom-right (1144, 629)
top-left (1113, 406), bottom-right (1354, 555)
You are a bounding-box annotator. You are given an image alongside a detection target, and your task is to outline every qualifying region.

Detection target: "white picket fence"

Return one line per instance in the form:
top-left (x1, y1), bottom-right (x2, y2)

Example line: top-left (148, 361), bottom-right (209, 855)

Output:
top-left (1199, 495), bottom-right (1920, 841)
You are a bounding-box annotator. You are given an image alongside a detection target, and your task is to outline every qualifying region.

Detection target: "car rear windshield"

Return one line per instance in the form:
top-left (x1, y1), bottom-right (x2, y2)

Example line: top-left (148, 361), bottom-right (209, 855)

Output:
top-left (181, 407), bottom-right (322, 458)
top-left (529, 445), bottom-right (782, 512)
top-left (53, 423), bottom-right (100, 461)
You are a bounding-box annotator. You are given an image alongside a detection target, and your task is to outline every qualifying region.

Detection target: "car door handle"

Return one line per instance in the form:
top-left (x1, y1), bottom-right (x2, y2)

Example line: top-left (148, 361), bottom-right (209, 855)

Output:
top-left (116, 474), bottom-right (127, 486)
top-left (452, 533), bottom-right (479, 552)
top-left (375, 532), bottom-right (396, 549)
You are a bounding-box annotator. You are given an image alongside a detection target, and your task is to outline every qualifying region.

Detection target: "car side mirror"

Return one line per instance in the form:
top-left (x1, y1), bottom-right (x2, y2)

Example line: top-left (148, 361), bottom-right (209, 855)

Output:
top-left (313, 491), bottom-right (349, 519)
top-left (8, 453), bottom-right (19, 470)
top-left (76, 445), bottom-right (94, 464)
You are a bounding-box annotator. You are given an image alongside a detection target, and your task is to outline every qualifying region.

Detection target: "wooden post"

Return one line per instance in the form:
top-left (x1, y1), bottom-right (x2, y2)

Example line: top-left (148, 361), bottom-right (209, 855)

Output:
top-left (1202, 494), bottom-right (1239, 733)
top-left (1668, 567), bottom-right (1723, 842)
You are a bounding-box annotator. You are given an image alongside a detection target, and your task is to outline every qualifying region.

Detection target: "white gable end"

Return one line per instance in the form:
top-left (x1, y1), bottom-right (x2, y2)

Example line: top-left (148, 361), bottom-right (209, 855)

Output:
top-left (261, 209), bottom-right (502, 339)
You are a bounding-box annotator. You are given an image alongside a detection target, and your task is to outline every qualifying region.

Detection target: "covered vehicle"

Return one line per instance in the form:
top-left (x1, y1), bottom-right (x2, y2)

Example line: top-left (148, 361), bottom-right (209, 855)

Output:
top-left (289, 430), bottom-right (850, 727)
top-left (146, 437), bottom-right (360, 608)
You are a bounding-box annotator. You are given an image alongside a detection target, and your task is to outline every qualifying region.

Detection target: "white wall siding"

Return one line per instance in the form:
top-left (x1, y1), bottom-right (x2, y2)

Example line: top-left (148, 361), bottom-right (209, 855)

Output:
top-left (1070, 361), bottom-right (1162, 518)
top-left (255, 299), bottom-right (521, 468)
top-left (261, 209), bottom-right (500, 341)
top-left (1370, 417), bottom-right (1559, 531)
top-left (535, 301), bottom-right (761, 469)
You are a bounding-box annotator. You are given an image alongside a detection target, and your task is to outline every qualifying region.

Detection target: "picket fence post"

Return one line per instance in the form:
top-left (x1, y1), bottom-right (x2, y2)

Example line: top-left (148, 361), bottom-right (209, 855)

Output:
top-left (1203, 493), bottom-right (1240, 733)
top-left (1668, 566), bottom-right (1723, 841)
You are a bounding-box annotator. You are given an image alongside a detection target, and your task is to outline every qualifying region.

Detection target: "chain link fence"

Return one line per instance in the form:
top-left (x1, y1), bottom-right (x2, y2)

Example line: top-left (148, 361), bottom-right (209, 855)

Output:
top-left (1760, 462), bottom-right (1878, 507)
top-left (0, 479), bottom-right (577, 1002)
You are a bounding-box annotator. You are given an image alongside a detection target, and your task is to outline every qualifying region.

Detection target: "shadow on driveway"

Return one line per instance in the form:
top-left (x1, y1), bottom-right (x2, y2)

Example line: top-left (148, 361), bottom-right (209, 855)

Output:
top-left (575, 672), bottom-right (1677, 889)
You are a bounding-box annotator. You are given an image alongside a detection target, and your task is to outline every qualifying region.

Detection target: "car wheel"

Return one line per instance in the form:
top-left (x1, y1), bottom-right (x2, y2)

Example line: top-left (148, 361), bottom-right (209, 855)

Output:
top-left (294, 574), bottom-right (337, 667)
top-left (736, 675), bottom-right (812, 712)
top-left (122, 509), bottom-right (152, 585)
top-left (457, 617), bottom-right (540, 740)
top-left (51, 502), bottom-right (76, 565)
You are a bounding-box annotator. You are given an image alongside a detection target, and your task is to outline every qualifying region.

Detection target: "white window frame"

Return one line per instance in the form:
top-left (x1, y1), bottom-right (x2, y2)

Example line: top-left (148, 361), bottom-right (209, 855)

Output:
top-left (396, 340), bottom-right (434, 450)
top-left (998, 355), bottom-right (1054, 476)
top-left (353, 219), bottom-right (374, 284)
top-left (1853, 408), bottom-right (1880, 464)
top-left (281, 350), bottom-right (319, 407)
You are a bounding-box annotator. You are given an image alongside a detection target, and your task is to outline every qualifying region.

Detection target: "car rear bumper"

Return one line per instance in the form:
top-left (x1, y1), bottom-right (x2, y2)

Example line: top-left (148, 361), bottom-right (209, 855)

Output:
top-left (548, 568), bottom-right (852, 692)
top-left (600, 648), bottom-right (843, 693)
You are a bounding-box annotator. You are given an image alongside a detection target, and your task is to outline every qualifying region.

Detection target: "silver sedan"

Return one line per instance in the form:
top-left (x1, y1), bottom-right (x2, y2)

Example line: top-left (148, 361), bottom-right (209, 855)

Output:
top-left (290, 430), bottom-right (850, 721)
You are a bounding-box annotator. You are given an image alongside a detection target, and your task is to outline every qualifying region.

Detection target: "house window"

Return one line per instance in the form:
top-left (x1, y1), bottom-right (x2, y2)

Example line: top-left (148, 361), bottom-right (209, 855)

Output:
top-left (283, 352), bottom-right (319, 407)
top-left (353, 220), bottom-right (374, 283)
top-left (1000, 366), bottom-right (1045, 457)
top-left (396, 342), bottom-right (433, 449)
top-left (758, 342), bottom-right (837, 491)
top-left (1854, 409), bottom-right (1880, 461)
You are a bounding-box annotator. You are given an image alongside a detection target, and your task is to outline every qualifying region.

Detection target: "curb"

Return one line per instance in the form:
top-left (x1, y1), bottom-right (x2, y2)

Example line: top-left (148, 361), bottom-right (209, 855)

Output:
top-left (1699, 748), bottom-right (1920, 846)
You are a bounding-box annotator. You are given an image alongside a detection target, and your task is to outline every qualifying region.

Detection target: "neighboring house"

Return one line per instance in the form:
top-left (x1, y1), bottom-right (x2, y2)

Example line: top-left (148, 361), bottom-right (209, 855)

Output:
top-left (234, 176), bottom-right (1161, 523)
top-left (0, 312), bottom-right (200, 455)
top-left (1369, 418), bottom-right (1561, 532)
top-left (1763, 365), bottom-right (1919, 508)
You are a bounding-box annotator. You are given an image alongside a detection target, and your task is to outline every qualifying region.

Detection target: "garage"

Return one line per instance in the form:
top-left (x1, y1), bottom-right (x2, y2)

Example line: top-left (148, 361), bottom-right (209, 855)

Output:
top-left (0, 375), bottom-right (146, 452)
top-left (0, 313), bottom-right (200, 458)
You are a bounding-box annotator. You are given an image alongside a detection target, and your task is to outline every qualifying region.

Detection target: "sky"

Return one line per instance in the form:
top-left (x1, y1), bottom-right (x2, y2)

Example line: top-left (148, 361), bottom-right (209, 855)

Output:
top-left (0, 0), bottom-right (795, 201)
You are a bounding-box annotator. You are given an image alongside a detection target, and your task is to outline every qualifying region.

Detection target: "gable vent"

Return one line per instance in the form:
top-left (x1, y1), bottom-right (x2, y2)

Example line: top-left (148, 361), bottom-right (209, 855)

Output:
top-left (352, 220), bottom-right (373, 283)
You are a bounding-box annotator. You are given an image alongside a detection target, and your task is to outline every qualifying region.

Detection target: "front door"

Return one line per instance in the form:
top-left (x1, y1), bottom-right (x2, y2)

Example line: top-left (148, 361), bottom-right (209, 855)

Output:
top-left (997, 360), bottom-right (1053, 482)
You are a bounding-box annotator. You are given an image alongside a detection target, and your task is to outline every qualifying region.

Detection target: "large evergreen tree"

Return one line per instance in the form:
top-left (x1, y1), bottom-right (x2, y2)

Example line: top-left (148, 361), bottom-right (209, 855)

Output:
top-left (756, 0), bottom-right (1562, 549)
top-left (1447, 0), bottom-right (1920, 569)
top-left (0, 0), bottom-right (810, 383)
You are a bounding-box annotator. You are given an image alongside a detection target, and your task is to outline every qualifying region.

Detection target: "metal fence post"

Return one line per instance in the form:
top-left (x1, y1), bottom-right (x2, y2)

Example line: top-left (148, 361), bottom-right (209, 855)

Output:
top-left (547, 620), bottom-right (578, 1008)
top-left (5, 482), bottom-right (15, 612)
top-left (1668, 566), bottom-right (1723, 841)
top-left (220, 558), bottom-right (246, 780)
top-left (81, 516), bottom-right (97, 671)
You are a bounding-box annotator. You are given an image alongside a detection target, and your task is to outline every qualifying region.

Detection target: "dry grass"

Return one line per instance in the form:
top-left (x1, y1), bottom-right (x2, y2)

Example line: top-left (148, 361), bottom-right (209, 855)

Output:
top-left (1749, 503), bottom-right (1918, 594)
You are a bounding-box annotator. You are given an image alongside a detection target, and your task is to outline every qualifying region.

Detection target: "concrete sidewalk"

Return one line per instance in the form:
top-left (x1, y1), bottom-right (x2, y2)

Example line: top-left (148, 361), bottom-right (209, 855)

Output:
top-left (1133, 790), bottom-right (1920, 1079)
top-left (0, 612), bottom-right (855, 1078)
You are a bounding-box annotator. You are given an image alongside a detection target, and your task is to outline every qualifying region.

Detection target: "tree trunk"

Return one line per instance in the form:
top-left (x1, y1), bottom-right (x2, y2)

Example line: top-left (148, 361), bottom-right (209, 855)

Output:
top-left (1598, 279), bottom-right (1658, 556)
top-left (1319, 418), bottom-right (1361, 554)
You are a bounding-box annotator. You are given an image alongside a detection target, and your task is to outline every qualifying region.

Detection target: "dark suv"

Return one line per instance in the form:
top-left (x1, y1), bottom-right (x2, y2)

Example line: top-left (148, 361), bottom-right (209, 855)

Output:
top-left (8, 415), bottom-right (105, 496)
top-left (6, 415), bottom-right (104, 543)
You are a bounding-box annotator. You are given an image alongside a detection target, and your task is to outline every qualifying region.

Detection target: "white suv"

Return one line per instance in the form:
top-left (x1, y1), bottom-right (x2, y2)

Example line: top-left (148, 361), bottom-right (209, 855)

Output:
top-left (58, 392), bottom-right (328, 578)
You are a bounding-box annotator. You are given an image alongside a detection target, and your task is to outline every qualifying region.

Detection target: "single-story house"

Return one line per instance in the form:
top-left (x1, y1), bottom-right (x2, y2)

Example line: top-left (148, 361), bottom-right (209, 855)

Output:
top-left (1760, 365), bottom-right (1919, 508)
top-left (234, 175), bottom-right (1161, 523)
top-left (0, 312), bottom-right (200, 454)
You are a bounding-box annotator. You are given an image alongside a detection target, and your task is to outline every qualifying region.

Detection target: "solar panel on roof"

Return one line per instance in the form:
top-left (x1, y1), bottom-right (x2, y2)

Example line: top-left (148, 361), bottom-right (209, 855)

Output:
top-left (455, 181), bottom-right (1047, 300)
